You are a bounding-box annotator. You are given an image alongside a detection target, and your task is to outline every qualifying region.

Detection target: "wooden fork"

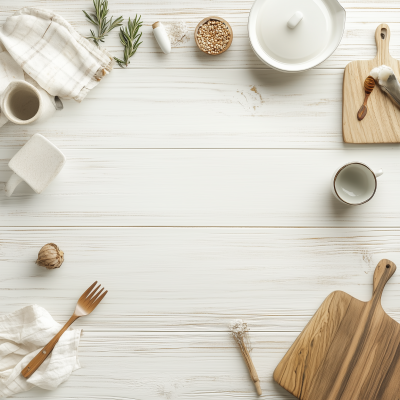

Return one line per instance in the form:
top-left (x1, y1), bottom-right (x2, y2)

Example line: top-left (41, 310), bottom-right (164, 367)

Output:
top-left (21, 281), bottom-right (107, 378)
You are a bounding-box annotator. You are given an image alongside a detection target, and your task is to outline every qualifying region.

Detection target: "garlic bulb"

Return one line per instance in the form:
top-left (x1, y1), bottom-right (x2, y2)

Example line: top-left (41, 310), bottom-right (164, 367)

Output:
top-left (36, 243), bottom-right (64, 269)
top-left (370, 65), bottom-right (400, 109)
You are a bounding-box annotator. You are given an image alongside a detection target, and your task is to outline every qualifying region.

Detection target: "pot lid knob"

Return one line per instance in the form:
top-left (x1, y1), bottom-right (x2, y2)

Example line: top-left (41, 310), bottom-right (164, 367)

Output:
top-left (287, 11), bottom-right (303, 29)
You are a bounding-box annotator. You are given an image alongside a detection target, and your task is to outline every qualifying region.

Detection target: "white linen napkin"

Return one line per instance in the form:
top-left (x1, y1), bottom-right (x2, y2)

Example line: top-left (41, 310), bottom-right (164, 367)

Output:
top-left (0, 7), bottom-right (114, 102)
top-left (0, 305), bottom-right (81, 398)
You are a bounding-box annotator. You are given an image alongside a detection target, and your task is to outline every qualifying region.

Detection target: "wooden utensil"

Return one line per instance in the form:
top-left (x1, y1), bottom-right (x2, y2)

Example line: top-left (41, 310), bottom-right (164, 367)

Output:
top-left (343, 24), bottom-right (400, 142)
top-left (357, 76), bottom-right (375, 121)
top-left (274, 259), bottom-right (400, 400)
top-left (230, 319), bottom-right (262, 395)
top-left (21, 281), bottom-right (107, 378)
top-left (239, 343), bottom-right (262, 395)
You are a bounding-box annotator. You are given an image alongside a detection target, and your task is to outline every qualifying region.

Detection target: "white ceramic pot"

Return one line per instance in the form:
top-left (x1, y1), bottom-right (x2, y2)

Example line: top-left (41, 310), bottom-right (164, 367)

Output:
top-left (0, 80), bottom-right (56, 125)
top-left (248, 0), bottom-right (346, 72)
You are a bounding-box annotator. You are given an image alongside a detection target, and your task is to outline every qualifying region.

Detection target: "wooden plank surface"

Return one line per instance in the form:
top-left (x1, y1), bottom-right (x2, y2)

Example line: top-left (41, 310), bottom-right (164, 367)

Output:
top-left (1, 0), bottom-right (400, 399)
top-left (0, 69), bottom-right (347, 150)
top-left (1, 227), bottom-right (399, 332)
top-left (1, 148), bottom-right (400, 227)
top-left (13, 332), bottom-right (296, 399)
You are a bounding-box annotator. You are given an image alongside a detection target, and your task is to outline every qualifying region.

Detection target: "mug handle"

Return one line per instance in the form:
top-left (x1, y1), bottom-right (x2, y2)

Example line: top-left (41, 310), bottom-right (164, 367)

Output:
top-left (5, 172), bottom-right (23, 197)
top-left (375, 169), bottom-right (383, 178)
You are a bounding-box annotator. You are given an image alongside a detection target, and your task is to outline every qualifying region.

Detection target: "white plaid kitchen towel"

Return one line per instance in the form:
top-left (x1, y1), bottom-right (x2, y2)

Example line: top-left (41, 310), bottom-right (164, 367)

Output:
top-left (0, 305), bottom-right (81, 398)
top-left (0, 7), bottom-right (114, 102)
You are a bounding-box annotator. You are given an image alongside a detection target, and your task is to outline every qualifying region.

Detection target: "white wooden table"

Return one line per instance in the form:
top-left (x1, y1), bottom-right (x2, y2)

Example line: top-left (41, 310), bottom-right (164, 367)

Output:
top-left (1, 1), bottom-right (400, 398)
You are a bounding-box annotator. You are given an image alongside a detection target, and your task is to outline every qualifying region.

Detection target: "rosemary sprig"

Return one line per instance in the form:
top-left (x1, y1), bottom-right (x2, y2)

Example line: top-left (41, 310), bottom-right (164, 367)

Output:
top-left (114, 15), bottom-right (143, 68)
top-left (83, 0), bottom-right (123, 46)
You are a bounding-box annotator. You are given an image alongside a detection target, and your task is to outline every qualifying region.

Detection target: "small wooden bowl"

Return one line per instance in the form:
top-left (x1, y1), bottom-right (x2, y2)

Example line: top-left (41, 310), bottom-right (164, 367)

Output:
top-left (194, 16), bottom-right (233, 56)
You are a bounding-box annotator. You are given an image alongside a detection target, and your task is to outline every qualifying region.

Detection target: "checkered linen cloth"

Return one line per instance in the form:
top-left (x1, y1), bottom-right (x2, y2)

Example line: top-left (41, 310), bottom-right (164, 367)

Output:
top-left (0, 7), bottom-right (114, 102)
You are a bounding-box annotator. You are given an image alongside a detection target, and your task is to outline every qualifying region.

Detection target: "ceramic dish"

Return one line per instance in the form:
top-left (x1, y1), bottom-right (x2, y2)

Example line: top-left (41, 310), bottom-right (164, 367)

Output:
top-left (248, 0), bottom-right (346, 72)
top-left (195, 16), bottom-right (233, 55)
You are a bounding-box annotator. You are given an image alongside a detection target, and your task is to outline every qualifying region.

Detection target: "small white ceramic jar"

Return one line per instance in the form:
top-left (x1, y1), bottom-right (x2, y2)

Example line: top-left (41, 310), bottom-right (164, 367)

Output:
top-left (152, 22), bottom-right (171, 54)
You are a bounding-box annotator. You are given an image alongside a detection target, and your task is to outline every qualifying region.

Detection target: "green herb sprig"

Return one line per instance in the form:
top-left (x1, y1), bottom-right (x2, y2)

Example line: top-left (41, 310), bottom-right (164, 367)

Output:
top-left (83, 0), bottom-right (123, 46)
top-left (114, 15), bottom-right (143, 68)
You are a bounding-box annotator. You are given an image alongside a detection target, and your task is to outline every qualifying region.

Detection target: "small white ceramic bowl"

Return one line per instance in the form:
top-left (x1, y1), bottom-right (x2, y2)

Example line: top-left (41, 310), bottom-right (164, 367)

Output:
top-left (248, 0), bottom-right (346, 73)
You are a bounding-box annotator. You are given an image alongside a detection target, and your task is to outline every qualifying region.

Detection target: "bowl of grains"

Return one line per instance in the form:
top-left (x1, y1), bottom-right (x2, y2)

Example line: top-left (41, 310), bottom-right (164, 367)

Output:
top-left (195, 17), bottom-right (233, 55)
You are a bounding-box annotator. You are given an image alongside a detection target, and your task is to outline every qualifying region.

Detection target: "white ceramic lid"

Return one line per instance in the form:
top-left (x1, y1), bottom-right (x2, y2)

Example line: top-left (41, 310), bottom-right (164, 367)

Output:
top-left (248, 0), bottom-right (346, 72)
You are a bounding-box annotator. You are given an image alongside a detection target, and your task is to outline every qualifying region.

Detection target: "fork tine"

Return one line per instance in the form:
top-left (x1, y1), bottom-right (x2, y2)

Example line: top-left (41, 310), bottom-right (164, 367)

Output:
top-left (79, 281), bottom-right (97, 301)
top-left (86, 284), bottom-right (101, 302)
top-left (89, 287), bottom-right (104, 305)
top-left (90, 290), bottom-right (108, 311)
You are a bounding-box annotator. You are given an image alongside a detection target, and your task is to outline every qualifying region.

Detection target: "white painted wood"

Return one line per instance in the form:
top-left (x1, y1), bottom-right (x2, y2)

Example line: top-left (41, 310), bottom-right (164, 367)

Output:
top-left (1, 148), bottom-right (399, 227)
top-left (0, 1), bottom-right (399, 399)
top-left (1, 69), bottom-right (347, 150)
top-left (1, 227), bottom-right (399, 332)
top-left (14, 332), bottom-right (297, 400)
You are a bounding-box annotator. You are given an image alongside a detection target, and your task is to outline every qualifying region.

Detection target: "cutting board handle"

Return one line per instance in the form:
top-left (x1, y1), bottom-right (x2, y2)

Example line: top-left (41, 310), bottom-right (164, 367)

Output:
top-left (374, 23), bottom-right (392, 65)
top-left (372, 259), bottom-right (397, 301)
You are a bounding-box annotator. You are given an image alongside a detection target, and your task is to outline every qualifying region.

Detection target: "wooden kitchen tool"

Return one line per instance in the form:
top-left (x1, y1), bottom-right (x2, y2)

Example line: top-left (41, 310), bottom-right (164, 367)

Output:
top-left (274, 259), bottom-right (400, 400)
top-left (343, 24), bottom-right (400, 143)
top-left (21, 281), bottom-right (107, 378)
top-left (357, 76), bottom-right (375, 121)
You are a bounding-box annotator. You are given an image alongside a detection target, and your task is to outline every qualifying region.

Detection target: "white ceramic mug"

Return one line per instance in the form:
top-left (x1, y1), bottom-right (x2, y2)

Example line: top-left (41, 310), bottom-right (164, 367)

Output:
top-left (0, 80), bottom-right (56, 125)
top-left (5, 134), bottom-right (66, 197)
top-left (332, 162), bottom-right (383, 205)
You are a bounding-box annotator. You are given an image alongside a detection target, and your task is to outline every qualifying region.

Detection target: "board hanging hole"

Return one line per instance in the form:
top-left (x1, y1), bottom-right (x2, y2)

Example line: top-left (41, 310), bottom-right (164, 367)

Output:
top-left (381, 28), bottom-right (387, 40)
top-left (386, 264), bottom-right (390, 268)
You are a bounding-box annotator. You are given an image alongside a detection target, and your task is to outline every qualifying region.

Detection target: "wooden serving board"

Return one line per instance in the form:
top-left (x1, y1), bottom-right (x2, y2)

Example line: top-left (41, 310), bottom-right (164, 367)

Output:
top-left (343, 24), bottom-right (400, 143)
top-left (274, 259), bottom-right (400, 400)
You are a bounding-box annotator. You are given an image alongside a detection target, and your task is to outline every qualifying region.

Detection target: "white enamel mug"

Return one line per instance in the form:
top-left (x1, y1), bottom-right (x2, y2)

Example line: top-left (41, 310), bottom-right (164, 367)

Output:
top-left (0, 80), bottom-right (56, 125)
top-left (332, 162), bottom-right (383, 205)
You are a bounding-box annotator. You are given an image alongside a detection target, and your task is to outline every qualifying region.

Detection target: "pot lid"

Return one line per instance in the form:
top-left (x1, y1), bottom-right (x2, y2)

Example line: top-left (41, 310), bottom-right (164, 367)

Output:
top-left (250, 0), bottom-right (346, 70)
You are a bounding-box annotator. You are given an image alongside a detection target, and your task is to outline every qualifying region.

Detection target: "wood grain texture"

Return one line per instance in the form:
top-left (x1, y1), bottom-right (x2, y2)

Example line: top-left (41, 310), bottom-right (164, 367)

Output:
top-left (1, 227), bottom-right (399, 333)
top-left (0, 69), bottom-right (347, 150)
top-left (12, 331), bottom-right (295, 400)
top-left (343, 24), bottom-right (400, 143)
top-left (274, 259), bottom-right (400, 400)
top-left (0, 1), bottom-right (399, 399)
top-left (1, 148), bottom-right (400, 227)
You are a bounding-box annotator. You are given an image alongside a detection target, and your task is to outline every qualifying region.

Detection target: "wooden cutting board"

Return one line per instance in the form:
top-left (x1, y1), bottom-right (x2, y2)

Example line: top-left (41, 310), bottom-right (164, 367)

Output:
top-left (274, 259), bottom-right (400, 400)
top-left (343, 24), bottom-right (400, 143)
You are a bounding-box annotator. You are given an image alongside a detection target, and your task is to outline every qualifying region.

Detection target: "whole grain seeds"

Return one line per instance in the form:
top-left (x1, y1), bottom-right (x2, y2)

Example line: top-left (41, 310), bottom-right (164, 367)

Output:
top-left (196, 20), bottom-right (231, 55)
